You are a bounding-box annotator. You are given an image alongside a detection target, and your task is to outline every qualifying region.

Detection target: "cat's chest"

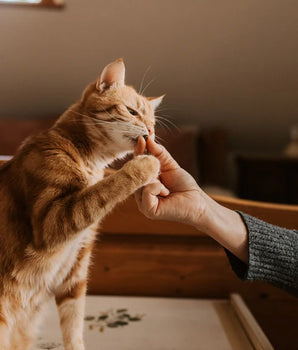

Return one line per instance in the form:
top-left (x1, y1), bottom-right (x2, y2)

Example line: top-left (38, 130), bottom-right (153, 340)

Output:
top-left (82, 161), bottom-right (105, 186)
top-left (48, 226), bottom-right (97, 288)
top-left (17, 225), bottom-right (97, 305)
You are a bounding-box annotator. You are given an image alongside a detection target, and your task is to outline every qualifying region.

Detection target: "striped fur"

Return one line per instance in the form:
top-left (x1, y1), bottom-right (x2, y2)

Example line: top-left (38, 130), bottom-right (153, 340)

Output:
top-left (0, 59), bottom-right (163, 350)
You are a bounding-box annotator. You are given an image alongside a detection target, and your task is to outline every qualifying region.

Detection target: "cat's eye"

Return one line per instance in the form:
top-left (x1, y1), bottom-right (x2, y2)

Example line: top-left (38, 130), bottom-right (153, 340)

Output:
top-left (90, 110), bottom-right (100, 115)
top-left (127, 107), bottom-right (138, 116)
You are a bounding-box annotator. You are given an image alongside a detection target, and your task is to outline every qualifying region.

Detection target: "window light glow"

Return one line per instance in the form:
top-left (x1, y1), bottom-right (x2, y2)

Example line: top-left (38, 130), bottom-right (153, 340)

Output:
top-left (0, 0), bottom-right (41, 3)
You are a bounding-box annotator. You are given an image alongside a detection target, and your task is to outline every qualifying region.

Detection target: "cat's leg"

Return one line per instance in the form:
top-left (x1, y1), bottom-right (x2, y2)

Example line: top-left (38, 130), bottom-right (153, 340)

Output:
top-left (0, 321), bottom-right (10, 350)
top-left (9, 308), bottom-right (41, 350)
top-left (56, 294), bottom-right (86, 350)
top-left (10, 323), bottom-right (35, 350)
top-left (54, 244), bottom-right (93, 350)
top-left (33, 155), bottom-right (160, 248)
top-left (0, 304), bottom-right (14, 350)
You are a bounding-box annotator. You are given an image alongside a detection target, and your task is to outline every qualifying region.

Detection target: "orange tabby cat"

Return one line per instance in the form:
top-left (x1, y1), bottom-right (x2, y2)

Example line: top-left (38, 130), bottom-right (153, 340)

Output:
top-left (0, 59), bottom-right (163, 350)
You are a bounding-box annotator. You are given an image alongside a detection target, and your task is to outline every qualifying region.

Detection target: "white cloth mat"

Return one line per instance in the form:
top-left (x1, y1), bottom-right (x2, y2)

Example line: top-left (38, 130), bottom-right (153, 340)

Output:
top-left (35, 295), bottom-right (252, 350)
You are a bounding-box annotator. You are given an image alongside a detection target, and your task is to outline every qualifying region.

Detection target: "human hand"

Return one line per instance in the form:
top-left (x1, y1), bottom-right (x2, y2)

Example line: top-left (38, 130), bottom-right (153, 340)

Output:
top-left (134, 136), bottom-right (248, 263)
top-left (134, 137), bottom-right (207, 226)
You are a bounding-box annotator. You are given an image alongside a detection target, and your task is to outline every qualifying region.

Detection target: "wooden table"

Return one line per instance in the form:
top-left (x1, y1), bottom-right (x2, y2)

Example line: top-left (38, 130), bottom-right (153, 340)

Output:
top-left (35, 294), bottom-right (272, 350)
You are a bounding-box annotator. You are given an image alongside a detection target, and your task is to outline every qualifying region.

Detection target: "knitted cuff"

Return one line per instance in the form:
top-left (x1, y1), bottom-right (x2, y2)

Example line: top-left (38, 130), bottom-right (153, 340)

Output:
top-left (225, 211), bottom-right (298, 297)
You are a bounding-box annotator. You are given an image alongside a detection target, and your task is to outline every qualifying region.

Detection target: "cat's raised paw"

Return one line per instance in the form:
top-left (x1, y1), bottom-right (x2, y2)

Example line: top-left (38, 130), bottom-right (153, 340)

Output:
top-left (122, 155), bottom-right (160, 186)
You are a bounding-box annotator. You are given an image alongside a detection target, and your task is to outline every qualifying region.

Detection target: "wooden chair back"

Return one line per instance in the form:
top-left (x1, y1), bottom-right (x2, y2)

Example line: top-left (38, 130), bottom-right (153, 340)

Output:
top-left (213, 195), bottom-right (298, 229)
top-left (1, 158), bottom-right (297, 300)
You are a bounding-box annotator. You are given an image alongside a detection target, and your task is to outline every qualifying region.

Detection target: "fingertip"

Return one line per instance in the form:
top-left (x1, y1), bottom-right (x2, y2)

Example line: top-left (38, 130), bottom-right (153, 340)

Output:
top-left (147, 136), bottom-right (163, 155)
top-left (160, 185), bottom-right (170, 197)
top-left (134, 136), bottom-right (146, 156)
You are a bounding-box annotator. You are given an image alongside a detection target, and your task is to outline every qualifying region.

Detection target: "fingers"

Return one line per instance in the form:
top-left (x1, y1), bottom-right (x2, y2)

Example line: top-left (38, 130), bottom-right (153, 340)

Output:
top-left (135, 181), bottom-right (169, 218)
top-left (146, 137), bottom-right (179, 172)
top-left (134, 136), bottom-right (146, 156)
top-left (159, 182), bottom-right (170, 197)
top-left (134, 136), bottom-right (179, 174)
top-left (137, 182), bottom-right (160, 217)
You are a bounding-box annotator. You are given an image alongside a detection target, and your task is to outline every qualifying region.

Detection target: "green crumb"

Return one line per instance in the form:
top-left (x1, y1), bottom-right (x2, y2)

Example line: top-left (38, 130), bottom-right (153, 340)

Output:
top-left (84, 316), bottom-right (95, 321)
top-left (117, 308), bottom-right (128, 313)
top-left (98, 315), bottom-right (108, 320)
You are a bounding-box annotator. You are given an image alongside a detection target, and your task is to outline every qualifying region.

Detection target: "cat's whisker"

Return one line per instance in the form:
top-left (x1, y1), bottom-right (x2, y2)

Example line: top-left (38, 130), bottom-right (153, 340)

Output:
top-left (156, 115), bottom-right (180, 131)
top-left (70, 110), bottom-right (114, 125)
top-left (139, 65), bottom-right (151, 94)
top-left (93, 108), bottom-right (114, 120)
top-left (66, 117), bottom-right (100, 126)
top-left (68, 120), bottom-right (147, 141)
top-left (155, 119), bottom-right (172, 133)
top-left (140, 77), bottom-right (156, 96)
top-left (155, 116), bottom-right (173, 128)
top-left (70, 109), bottom-right (114, 125)
top-left (155, 113), bottom-right (176, 121)
top-left (94, 120), bottom-right (142, 129)
top-left (93, 122), bottom-right (146, 136)
top-left (155, 107), bottom-right (180, 113)
top-left (68, 110), bottom-right (147, 138)
top-left (154, 134), bottom-right (165, 144)
top-left (69, 109), bottom-right (90, 119)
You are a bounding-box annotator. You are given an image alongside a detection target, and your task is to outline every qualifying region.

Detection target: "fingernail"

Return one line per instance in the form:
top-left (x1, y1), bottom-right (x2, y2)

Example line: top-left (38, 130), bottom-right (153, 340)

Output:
top-left (161, 185), bottom-right (170, 196)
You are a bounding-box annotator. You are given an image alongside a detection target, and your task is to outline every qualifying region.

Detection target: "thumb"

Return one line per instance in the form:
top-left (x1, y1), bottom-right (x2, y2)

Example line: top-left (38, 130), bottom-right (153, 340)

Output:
top-left (146, 137), bottom-right (179, 172)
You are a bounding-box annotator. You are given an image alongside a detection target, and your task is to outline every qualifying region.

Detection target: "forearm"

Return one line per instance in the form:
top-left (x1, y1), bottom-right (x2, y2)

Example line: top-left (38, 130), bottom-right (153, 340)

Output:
top-left (192, 194), bottom-right (249, 264)
top-left (33, 167), bottom-right (144, 248)
top-left (191, 194), bottom-right (298, 296)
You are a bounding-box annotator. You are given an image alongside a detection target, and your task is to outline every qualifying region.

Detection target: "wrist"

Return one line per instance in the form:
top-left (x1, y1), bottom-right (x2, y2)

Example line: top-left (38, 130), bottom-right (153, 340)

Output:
top-left (185, 188), bottom-right (210, 229)
top-left (193, 194), bottom-right (248, 263)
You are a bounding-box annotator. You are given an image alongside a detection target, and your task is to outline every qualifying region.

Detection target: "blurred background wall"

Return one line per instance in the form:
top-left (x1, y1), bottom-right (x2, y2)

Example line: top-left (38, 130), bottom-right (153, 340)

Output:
top-left (0, 0), bottom-right (297, 153)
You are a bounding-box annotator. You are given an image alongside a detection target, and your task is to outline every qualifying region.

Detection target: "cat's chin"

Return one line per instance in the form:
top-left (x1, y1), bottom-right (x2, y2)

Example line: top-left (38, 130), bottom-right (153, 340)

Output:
top-left (115, 150), bottom-right (133, 161)
top-left (117, 136), bottom-right (139, 152)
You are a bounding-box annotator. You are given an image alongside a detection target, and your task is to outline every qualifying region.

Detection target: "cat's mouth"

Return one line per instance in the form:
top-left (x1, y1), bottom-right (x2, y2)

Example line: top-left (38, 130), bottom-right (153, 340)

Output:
top-left (126, 135), bottom-right (148, 143)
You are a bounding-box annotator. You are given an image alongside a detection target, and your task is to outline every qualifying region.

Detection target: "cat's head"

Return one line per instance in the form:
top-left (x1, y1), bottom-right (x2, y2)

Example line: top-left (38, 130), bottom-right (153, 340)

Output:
top-left (78, 58), bottom-right (164, 156)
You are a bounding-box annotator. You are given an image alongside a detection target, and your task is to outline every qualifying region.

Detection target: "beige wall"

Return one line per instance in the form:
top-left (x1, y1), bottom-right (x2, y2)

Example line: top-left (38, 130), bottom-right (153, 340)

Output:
top-left (0, 0), bottom-right (297, 151)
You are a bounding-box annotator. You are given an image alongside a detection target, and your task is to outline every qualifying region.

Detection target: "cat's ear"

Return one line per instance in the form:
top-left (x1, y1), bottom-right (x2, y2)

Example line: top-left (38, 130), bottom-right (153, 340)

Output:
top-left (96, 58), bottom-right (125, 92)
top-left (147, 95), bottom-right (165, 110)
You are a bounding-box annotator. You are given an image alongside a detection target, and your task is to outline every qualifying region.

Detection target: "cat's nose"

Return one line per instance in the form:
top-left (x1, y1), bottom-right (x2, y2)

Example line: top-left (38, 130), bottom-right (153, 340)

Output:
top-left (143, 132), bottom-right (155, 141)
top-left (147, 125), bottom-right (154, 136)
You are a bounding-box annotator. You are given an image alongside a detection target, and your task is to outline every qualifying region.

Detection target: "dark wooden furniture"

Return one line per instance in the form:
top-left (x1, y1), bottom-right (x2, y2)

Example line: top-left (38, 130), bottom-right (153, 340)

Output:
top-left (88, 194), bottom-right (297, 299)
top-left (236, 153), bottom-right (298, 204)
top-left (87, 194), bottom-right (298, 350)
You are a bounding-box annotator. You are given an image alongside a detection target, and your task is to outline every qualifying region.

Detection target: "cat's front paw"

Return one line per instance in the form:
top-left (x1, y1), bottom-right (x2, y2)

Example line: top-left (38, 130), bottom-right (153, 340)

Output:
top-left (64, 342), bottom-right (85, 350)
top-left (122, 155), bottom-right (160, 187)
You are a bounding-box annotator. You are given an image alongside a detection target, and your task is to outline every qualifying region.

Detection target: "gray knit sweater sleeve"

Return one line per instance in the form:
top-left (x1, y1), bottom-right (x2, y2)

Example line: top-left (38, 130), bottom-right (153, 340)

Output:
top-left (225, 212), bottom-right (298, 297)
